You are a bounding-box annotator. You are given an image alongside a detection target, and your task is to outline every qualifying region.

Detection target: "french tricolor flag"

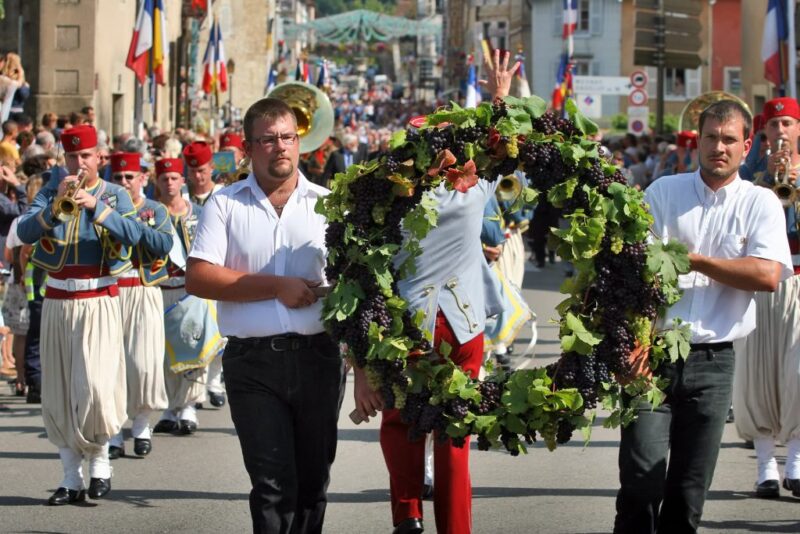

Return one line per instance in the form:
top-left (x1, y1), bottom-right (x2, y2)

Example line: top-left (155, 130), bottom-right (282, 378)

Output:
top-left (762, 0), bottom-right (789, 89)
top-left (465, 55), bottom-right (481, 108)
top-left (125, 0), bottom-right (153, 84)
top-left (563, 0), bottom-right (578, 39)
top-left (202, 19), bottom-right (228, 94)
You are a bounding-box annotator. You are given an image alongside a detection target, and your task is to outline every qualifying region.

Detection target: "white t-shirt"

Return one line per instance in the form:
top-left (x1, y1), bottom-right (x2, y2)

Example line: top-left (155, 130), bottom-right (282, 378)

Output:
top-left (189, 173), bottom-right (329, 338)
top-left (646, 171), bottom-right (793, 343)
top-left (4, 217), bottom-right (22, 284)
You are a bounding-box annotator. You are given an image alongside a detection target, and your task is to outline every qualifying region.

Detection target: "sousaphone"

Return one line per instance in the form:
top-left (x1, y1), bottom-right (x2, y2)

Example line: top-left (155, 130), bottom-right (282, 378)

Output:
top-left (678, 91), bottom-right (751, 133)
top-left (267, 81), bottom-right (334, 154)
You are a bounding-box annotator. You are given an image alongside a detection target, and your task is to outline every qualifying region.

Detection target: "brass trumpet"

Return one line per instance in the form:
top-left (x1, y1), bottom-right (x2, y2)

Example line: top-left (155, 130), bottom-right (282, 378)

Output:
top-left (53, 169), bottom-right (88, 222)
top-left (496, 174), bottom-right (523, 202)
top-left (770, 139), bottom-right (797, 206)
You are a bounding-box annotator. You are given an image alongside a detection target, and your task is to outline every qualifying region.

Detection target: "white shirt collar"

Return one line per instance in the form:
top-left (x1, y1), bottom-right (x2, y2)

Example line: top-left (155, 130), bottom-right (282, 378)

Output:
top-left (692, 169), bottom-right (743, 204)
top-left (241, 171), bottom-right (310, 201)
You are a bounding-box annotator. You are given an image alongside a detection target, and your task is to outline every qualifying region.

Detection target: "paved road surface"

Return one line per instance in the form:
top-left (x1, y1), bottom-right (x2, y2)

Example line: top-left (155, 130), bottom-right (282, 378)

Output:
top-left (1, 261), bottom-right (799, 533)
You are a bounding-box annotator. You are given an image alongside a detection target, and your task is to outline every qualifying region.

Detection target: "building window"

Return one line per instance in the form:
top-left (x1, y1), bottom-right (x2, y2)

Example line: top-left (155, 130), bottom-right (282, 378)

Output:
top-left (483, 20), bottom-right (507, 52)
top-left (55, 25), bottom-right (80, 50)
top-left (577, 0), bottom-right (591, 33)
top-left (572, 59), bottom-right (592, 76)
top-left (724, 67), bottom-right (742, 95)
top-left (55, 70), bottom-right (79, 94)
top-left (645, 66), bottom-right (701, 101)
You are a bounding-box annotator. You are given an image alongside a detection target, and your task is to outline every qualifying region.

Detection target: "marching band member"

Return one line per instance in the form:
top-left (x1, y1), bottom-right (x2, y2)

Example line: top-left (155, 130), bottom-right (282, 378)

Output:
top-left (17, 125), bottom-right (142, 505)
top-left (107, 152), bottom-right (172, 459)
top-left (220, 132), bottom-right (245, 166)
top-left (183, 141), bottom-right (222, 207)
top-left (152, 157), bottom-right (209, 436)
top-left (733, 97), bottom-right (800, 499)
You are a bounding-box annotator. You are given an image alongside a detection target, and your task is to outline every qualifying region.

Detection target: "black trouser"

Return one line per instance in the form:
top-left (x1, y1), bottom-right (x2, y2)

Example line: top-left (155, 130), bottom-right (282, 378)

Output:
top-left (23, 294), bottom-right (42, 388)
top-left (614, 345), bottom-right (735, 534)
top-left (530, 202), bottom-right (560, 265)
top-left (223, 333), bottom-right (344, 534)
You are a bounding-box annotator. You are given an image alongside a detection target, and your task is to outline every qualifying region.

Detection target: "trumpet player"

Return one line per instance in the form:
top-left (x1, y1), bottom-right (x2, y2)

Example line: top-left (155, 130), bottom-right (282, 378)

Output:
top-left (734, 96), bottom-right (800, 499)
top-left (107, 152), bottom-right (172, 460)
top-left (16, 125), bottom-right (144, 505)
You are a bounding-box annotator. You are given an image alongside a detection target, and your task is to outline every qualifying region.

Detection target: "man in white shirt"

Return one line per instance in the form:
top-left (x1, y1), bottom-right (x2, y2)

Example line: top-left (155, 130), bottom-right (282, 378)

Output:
top-left (185, 98), bottom-right (342, 534)
top-left (614, 100), bottom-right (793, 533)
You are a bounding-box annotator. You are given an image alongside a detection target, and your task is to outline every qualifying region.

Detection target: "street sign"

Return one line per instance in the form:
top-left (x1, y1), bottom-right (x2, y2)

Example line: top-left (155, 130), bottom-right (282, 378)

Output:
top-left (575, 94), bottom-right (602, 119)
top-left (629, 89), bottom-right (648, 106)
top-left (635, 29), bottom-right (702, 52)
top-left (635, 11), bottom-right (702, 34)
top-left (634, 0), bottom-right (702, 16)
top-left (573, 76), bottom-right (631, 96)
top-left (628, 105), bottom-right (650, 136)
top-left (630, 70), bottom-right (648, 88)
top-left (634, 49), bottom-right (702, 70)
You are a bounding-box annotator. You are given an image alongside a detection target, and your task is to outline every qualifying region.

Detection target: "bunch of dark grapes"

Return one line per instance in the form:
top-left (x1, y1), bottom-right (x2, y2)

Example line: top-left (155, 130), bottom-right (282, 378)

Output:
top-left (555, 116), bottom-right (581, 138)
top-left (492, 156), bottom-right (520, 178)
top-left (532, 111), bottom-right (558, 135)
top-left (453, 124), bottom-right (488, 162)
top-left (323, 222), bottom-right (346, 281)
top-left (562, 185), bottom-right (589, 213)
top-left (552, 352), bottom-right (599, 410)
top-left (492, 99), bottom-right (508, 121)
top-left (519, 142), bottom-right (564, 193)
top-left (556, 420), bottom-right (575, 445)
top-left (445, 397), bottom-right (471, 420)
top-left (370, 359), bottom-right (407, 410)
top-left (581, 161), bottom-right (614, 193)
top-left (424, 127), bottom-right (453, 156)
top-left (477, 380), bottom-right (502, 414)
top-left (346, 174), bottom-right (393, 228)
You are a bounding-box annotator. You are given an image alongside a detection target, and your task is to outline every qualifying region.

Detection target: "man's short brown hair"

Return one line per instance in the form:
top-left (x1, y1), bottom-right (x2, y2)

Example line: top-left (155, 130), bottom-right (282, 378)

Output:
top-left (243, 98), bottom-right (296, 141)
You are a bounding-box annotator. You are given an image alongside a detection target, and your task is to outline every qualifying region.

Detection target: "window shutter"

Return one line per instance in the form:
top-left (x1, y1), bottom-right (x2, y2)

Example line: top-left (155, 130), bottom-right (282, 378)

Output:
top-left (590, 0), bottom-right (603, 36)
top-left (645, 66), bottom-right (656, 95)
top-left (686, 67), bottom-right (701, 99)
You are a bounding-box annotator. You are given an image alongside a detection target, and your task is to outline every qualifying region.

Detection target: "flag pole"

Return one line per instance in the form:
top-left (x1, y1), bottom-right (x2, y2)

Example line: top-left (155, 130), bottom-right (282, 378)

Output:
top-left (789, 0), bottom-right (797, 99)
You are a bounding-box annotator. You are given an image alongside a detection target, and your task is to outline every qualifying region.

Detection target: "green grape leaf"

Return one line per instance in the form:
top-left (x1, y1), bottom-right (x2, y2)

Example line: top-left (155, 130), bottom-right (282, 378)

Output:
top-left (520, 95), bottom-right (548, 118)
top-left (324, 281), bottom-right (365, 322)
top-left (494, 116), bottom-right (520, 138)
top-left (661, 320), bottom-right (692, 362)
top-left (415, 141), bottom-right (433, 173)
top-left (565, 98), bottom-right (599, 136)
top-left (547, 176), bottom-right (579, 207)
top-left (403, 193), bottom-right (439, 240)
top-left (475, 102), bottom-right (494, 126)
top-left (646, 240), bottom-right (691, 285)
top-left (389, 129), bottom-right (407, 149)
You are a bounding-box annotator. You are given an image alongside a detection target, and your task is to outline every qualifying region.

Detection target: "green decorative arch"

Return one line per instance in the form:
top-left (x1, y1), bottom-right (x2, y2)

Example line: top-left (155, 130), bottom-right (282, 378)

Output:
top-left (284, 9), bottom-right (441, 44)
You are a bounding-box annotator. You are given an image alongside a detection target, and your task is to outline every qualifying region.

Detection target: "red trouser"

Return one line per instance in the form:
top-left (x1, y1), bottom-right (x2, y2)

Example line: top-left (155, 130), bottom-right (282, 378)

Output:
top-left (380, 311), bottom-right (484, 534)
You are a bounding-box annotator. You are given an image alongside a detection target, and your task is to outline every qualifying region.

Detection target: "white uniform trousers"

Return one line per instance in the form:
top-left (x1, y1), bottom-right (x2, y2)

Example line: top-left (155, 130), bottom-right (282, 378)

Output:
top-left (41, 295), bottom-right (127, 455)
top-left (119, 284), bottom-right (168, 416)
top-left (733, 275), bottom-right (800, 444)
top-left (496, 227), bottom-right (525, 289)
top-left (161, 286), bottom-right (208, 413)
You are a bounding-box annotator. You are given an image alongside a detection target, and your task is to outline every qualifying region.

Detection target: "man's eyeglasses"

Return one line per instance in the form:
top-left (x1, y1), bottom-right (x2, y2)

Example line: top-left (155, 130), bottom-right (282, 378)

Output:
top-left (113, 173), bottom-right (137, 182)
top-left (251, 133), bottom-right (299, 147)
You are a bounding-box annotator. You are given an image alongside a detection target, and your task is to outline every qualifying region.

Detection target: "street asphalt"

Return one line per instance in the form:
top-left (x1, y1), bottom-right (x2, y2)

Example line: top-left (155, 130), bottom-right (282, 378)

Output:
top-left (1, 260), bottom-right (799, 533)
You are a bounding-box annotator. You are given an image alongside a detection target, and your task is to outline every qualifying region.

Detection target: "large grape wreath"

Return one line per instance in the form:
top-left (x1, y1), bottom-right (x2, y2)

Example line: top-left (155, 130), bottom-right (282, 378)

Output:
top-left (316, 96), bottom-right (692, 454)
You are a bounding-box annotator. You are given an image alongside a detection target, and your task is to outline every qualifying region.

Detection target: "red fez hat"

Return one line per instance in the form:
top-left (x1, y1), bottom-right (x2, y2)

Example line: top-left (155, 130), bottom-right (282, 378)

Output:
top-left (61, 125), bottom-right (97, 153)
top-left (763, 97), bottom-right (800, 122)
top-left (752, 113), bottom-right (765, 134)
top-left (156, 158), bottom-right (184, 176)
top-left (110, 152), bottom-right (140, 173)
top-left (677, 130), bottom-right (698, 150)
top-left (220, 132), bottom-right (243, 151)
top-left (182, 141), bottom-right (212, 168)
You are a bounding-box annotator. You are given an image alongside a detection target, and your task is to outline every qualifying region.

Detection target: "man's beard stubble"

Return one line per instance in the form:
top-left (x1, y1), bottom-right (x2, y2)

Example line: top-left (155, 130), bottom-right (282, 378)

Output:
top-left (268, 159), bottom-right (294, 179)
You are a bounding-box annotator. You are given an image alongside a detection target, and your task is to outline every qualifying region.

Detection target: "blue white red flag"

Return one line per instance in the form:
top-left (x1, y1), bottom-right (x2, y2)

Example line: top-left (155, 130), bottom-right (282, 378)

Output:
top-left (563, 0), bottom-right (578, 39)
top-left (202, 19), bottom-right (228, 94)
top-left (762, 0), bottom-right (789, 90)
top-left (465, 55), bottom-right (481, 108)
top-left (125, 0), bottom-right (153, 84)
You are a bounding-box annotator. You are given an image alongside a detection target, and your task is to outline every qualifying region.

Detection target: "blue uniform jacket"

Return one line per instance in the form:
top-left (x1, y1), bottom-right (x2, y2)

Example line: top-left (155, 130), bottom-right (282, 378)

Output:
top-left (17, 175), bottom-right (142, 275)
top-left (481, 195), bottom-right (505, 247)
top-left (131, 198), bottom-right (174, 285)
top-left (165, 200), bottom-right (203, 273)
top-left (396, 180), bottom-right (504, 344)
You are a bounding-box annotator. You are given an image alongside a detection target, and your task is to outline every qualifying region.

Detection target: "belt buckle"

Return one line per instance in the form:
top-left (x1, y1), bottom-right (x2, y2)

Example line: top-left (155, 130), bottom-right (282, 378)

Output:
top-left (270, 337), bottom-right (285, 352)
top-left (66, 279), bottom-right (78, 292)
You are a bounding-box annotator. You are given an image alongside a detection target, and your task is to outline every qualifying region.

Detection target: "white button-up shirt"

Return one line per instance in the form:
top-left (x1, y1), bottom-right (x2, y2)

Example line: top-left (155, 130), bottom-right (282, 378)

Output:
top-left (189, 172), bottom-right (328, 338)
top-left (646, 171), bottom-right (793, 343)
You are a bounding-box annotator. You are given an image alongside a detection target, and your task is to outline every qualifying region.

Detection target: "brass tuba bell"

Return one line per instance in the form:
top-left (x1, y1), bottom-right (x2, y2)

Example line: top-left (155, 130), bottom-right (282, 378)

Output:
top-left (496, 174), bottom-right (523, 202)
top-left (267, 82), bottom-right (334, 154)
top-left (53, 169), bottom-right (88, 222)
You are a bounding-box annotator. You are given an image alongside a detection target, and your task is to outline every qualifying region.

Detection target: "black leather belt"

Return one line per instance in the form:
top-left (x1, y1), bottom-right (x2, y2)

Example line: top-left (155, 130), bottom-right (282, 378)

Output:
top-left (228, 333), bottom-right (325, 352)
top-left (690, 342), bottom-right (733, 352)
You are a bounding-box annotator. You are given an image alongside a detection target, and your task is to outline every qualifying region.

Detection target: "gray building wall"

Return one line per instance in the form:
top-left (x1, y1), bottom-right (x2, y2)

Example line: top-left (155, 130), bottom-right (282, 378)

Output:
top-left (530, 0), bottom-right (622, 115)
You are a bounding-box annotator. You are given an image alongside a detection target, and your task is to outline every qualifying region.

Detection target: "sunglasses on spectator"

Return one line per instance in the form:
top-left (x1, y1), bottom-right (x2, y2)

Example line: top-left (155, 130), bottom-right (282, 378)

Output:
top-left (113, 173), bottom-right (137, 182)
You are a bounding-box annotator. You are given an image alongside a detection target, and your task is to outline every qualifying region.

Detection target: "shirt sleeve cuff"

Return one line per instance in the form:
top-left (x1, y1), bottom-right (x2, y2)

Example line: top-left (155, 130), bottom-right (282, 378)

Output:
top-left (187, 250), bottom-right (224, 266)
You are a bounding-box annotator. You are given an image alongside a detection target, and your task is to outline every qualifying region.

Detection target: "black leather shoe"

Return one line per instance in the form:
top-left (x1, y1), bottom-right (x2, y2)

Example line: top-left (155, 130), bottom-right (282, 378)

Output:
top-left (133, 438), bottom-right (152, 456)
top-left (421, 483), bottom-right (433, 500)
top-left (783, 478), bottom-right (800, 498)
top-left (209, 392), bottom-right (226, 407)
top-left (48, 487), bottom-right (86, 506)
top-left (88, 478), bottom-right (111, 499)
top-left (26, 386), bottom-right (41, 404)
top-left (153, 419), bottom-right (178, 434)
top-left (178, 420), bottom-right (197, 435)
top-left (108, 445), bottom-right (124, 460)
top-left (755, 479), bottom-right (780, 498)
top-left (392, 517), bottom-right (424, 534)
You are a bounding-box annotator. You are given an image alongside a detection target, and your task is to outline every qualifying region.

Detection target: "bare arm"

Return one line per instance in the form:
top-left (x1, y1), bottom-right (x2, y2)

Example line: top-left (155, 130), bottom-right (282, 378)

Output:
top-left (689, 253), bottom-right (782, 292)
top-left (352, 364), bottom-right (384, 422)
top-left (185, 257), bottom-right (320, 308)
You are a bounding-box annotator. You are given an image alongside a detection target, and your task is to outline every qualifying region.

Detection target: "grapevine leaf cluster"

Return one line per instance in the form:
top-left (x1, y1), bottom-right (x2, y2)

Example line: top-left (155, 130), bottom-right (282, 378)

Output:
top-left (315, 95), bottom-right (692, 454)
